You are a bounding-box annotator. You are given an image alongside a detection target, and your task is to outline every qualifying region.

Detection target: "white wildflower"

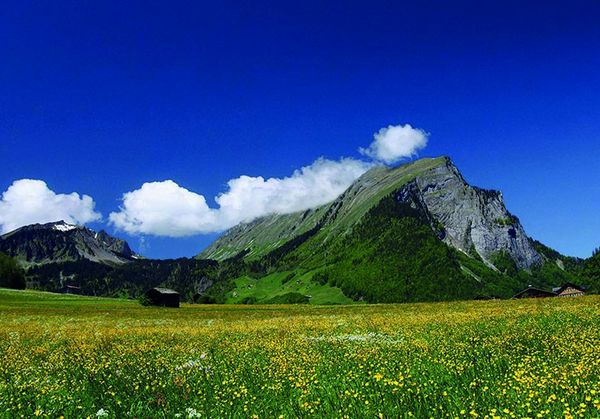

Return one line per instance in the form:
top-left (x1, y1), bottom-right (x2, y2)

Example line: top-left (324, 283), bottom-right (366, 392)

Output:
top-left (186, 407), bottom-right (201, 418)
top-left (96, 408), bottom-right (108, 417)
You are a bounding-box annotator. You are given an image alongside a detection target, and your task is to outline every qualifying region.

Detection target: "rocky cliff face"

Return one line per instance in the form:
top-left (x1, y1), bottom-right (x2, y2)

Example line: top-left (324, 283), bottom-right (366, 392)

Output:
top-left (0, 221), bottom-right (135, 266)
top-left (200, 156), bottom-right (542, 271)
top-left (395, 158), bottom-right (542, 269)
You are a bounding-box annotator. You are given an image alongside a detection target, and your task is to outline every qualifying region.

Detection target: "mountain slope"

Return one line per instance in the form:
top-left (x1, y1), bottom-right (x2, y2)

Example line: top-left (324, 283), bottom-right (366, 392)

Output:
top-left (200, 156), bottom-right (541, 270)
top-left (0, 221), bottom-right (135, 266)
top-left (306, 193), bottom-right (476, 302)
top-left (200, 157), bottom-right (451, 260)
top-left (196, 156), bottom-right (592, 303)
top-left (26, 257), bottom-right (218, 300)
top-left (0, 221), bottom-right (225, 301)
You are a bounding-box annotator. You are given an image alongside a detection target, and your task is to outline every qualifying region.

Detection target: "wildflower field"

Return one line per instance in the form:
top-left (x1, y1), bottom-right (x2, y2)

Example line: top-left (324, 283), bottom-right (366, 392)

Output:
top-left (0, 289), bottom-right (599, 418)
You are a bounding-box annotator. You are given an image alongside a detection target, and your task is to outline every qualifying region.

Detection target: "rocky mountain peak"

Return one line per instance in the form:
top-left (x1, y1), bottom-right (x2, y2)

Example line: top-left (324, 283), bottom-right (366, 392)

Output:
top-left (397, 158), bottom-right (542, 269)
top-left (0, 221), bottom-right (135, 266)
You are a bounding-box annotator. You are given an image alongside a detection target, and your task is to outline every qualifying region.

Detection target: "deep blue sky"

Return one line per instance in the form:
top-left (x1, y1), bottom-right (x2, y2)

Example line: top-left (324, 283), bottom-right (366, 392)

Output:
top-left (1, 0), bottom-right (599, 258)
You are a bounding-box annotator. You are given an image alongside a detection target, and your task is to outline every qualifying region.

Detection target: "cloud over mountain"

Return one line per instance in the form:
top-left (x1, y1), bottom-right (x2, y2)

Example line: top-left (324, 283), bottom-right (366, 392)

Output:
top-left (1, 123), bottom-right (429, 238)
top-left (359, 123), bottom-right (428, 164)
top-left (109, 157), bottom-right (371, 237)
top-left (0, 179), bottom-right (101, 234)
top-left (109, 123), bottom-right (429, 237)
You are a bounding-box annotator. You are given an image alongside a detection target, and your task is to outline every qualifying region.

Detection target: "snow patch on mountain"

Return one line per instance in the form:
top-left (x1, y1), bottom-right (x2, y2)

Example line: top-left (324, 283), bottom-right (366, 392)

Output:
top-left (53, 223), bottom-right (78, 232)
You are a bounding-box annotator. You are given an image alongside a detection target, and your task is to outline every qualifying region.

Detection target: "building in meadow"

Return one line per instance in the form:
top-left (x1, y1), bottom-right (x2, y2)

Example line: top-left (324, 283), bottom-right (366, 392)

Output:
top-left (512, 285), bottom-right (557, 299)
top-left (513, 283), bottom-right (587, 299)
top-left (145, 287), bottom-right (180, 308)
top-left (552, 283), bottom-right (586, 298)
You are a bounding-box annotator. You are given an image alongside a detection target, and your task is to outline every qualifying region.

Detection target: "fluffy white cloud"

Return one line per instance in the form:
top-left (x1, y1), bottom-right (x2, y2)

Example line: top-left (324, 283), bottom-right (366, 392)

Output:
top-left (109, 158), bottom-right (371, 237)
top-left (215, 158), bottom-right (371, 226)
top-left (0, 179), bottom-right (101, 234)
top-left (359, 123), bottom-right (428, 164)
top-left (110, 122), bottom-right (430, 237)
top-left (108, 180), bottom-right (217, 237)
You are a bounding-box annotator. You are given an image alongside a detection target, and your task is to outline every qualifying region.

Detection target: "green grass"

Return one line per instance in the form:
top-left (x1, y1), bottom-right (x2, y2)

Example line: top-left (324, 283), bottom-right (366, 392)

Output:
top-left (0, 287), bottom-right (138, 310)
top-left (225, 271), bottom-right (353, 305)
top-left (1, 288), bottom-right (599, 418)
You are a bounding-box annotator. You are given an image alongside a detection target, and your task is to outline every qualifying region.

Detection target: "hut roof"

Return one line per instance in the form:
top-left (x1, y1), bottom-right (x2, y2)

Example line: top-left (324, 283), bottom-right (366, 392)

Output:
top-left (152, 287), bottom-right (179, 295)
top-left (552, 283), bottom-right (586, 293)
top-left (512, 285), bottom-right (556, 299)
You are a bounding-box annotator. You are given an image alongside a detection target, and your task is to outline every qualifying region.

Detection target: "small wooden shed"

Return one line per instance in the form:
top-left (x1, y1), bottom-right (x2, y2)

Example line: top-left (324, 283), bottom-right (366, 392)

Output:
top-left (145, 287), bottom-right (180, 308)
top-left (552, 283), bottom-right (586, 298)
top-left (512, 285), bottom-right (556, 299)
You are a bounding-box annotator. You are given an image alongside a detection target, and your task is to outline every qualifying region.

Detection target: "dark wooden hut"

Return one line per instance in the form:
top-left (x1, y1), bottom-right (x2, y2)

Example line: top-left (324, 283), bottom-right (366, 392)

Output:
top-left (145, 287), bottom-right (180, 308)
top-left (552, 283), bottom-right (586, 298)
top-left (512, 285), bottom-right (556, 299)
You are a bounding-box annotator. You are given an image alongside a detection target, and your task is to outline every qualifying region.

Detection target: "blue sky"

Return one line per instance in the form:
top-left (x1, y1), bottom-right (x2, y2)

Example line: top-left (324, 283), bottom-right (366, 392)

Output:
top-left (1, 0), bottom-right (599, 259)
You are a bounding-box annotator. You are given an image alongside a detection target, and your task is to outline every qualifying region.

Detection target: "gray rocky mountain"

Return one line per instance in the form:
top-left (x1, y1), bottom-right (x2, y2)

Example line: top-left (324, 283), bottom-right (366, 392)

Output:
top-left (0, 220), bottom-right (135, 266)
top-left (394, 158), bottom-right (542, 269)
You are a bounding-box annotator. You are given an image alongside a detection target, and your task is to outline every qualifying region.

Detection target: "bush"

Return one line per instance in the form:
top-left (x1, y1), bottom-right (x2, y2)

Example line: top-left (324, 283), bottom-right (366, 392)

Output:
top-left (281, 272), bottom-right (296, 284)
top-left (0, 253), bottom-right (26, 290)
top-left (137, 293), bottom-right (152, 306)
top-left (312, 271), bottom-right (329, 285)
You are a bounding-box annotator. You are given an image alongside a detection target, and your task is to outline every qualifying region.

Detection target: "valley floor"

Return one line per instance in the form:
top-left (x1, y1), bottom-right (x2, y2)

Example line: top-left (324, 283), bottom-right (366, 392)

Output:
top-left (0, 289), bottom-right (599, 418)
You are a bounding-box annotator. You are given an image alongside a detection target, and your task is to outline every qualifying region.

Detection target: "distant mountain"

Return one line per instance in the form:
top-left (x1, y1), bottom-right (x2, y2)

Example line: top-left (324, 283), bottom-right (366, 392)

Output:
top-left (0, 221), bottom-right (136, 266)
top-left (198, 156), bottom-right (589, 303)
top-left (0, 221), bottom-right (223, 301)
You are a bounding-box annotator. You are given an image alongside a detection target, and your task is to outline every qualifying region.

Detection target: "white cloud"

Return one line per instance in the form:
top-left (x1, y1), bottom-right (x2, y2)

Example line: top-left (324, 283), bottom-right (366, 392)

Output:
top-left (110, 122), bottom-right (430, 237)
top-left (359, 123), bottom-right (428, 164)
top-left (216, 157), bottom-right (370, 226)
top-left (109, 158), bottom-right (371, 237)
top-left (108, 180), bottom-right (217, 237)
top-left (0, 179), bottom-right (101, 234)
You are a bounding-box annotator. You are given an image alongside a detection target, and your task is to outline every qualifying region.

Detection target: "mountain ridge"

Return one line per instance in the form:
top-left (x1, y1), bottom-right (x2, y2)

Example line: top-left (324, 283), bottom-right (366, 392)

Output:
top-left (200, 156), bottom-right (542, 271)
top-left (199, 157), bottom-right (450, 261)
top-left (0, 220), bottom-right (136, 266)
top-left (2, 157), bottom-right (597, 303)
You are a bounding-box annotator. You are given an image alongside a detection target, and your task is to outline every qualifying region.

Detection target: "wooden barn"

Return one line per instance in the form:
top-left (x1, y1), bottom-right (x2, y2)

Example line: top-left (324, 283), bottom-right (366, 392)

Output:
top-left (512, 285), bottom-right (556, 299)
top-left (552, 283), bottom-right (586, 298)
top-left (145, 287), bottom-right (180, 308)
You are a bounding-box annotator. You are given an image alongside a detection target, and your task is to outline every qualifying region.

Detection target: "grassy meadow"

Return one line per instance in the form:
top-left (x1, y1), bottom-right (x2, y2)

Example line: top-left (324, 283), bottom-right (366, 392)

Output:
top-left (0, 289), bottom-right (599, 418)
